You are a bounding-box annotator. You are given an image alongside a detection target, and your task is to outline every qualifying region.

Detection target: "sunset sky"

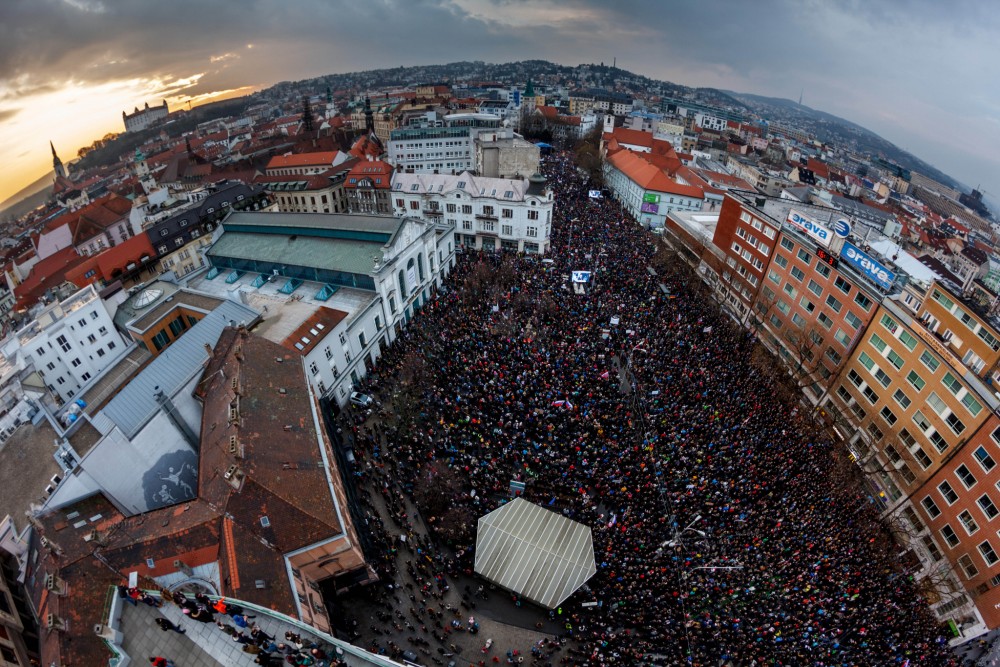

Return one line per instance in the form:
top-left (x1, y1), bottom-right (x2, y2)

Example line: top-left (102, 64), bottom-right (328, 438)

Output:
top-left (1, 0), bottom-right (998, 205)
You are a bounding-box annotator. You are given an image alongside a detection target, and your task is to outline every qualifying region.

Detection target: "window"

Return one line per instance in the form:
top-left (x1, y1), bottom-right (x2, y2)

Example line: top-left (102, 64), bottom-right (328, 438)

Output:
top-left (913, 446), bottom-right (932, 470)
top-left (790, 266), bottom-right (805, 281)
top-left (776, 299), bottom-right (790, 315)
top-left (834, 328), bottom-right (851, 346)
top-left (462, 204), bottom-right (472, 214)
top-left (324, 346), bottom-right (333, 360)
top-left (880, 406), bottom-right (897, 425)
top-left (791, 313), bottom-right (806, 328)
top-left (862, 386), bottom-right (879, 404)
top-left (825, 347), bottom-right (842, 365)
top-left (834, 276), bottom-right (851, 293)
top-left (959, 554), bottom-right (979, 578)
top-left (886, 349), bottom-right (904, 370)
top-left (817, 312), bottom-right (833, 329)
top-left (959, 510), bottom-right (979, 535)
top-left (799, 296), bottom-right (815, 313)
top-left (108, 341), bottom-right (116, 351)
top-left (796, 248), bottom-right (811, 264)
top-left (941, 524), bottom-right (960, 548)
top-left (309, 362), bottom-right (319, 375)
top-left (946, 413), bottom-right (966, 435)
top-left (974, 446), bottom-right (996, 472)
top-left (939, 480), bottom-right (959, 504)
top-left (957, 464), bottom-right (977, 489)
top-left (893, 388), bottom-right (911, 409)
top-left (899, 330), bottom-right (918, 351)
top-left (923, 536), bottom-right (943, 562)
top-left (87, 334), bottom-right (96, 344)
top-left (774, 254), bottom-right (788, 269)
top-left (825, 294), bottom-right (842, 312)
top-left (854, 292), bottom-right (873, 311)
top-left (359, 332), bottom-right (367, 347)
top-left (56, 335), bottom-right (71, 352)
top-left (919, 350), bottom-right (940, 372)
top-left (808, 279), bottom-right (823, 296)
top-left (906, 370), bottom-right (925, 391)
top-left (963, 392), bottom-right (983, 416)
top-left (780, 237), bottom-right (794, 250)
top-left (913, 410), bottom-right (932, 432)
top-left (928, 393), bottom-right (948, 416)
top-left (845, 311), bottom-right (863, 329)
top-left (527, 210), bottom-right (539, 220)
top-left (783, 283), bottom-right (797, 298)
top-left (978, 495), bottom-right (999, 520)
top-left (922, 496), bottom-right (942, 518)
top-left (502, 224), bottom-right (513, 236)
top-left (526, 226), bottom-right (538, 238)
top-left (870, 333), bottom-right (887, 352)
top-left (768, 270), bottom-right (781, 285)
top-left (981, 541), bottom-right (1000, 565)
top-left (816, 263), bottom-right (831, 278)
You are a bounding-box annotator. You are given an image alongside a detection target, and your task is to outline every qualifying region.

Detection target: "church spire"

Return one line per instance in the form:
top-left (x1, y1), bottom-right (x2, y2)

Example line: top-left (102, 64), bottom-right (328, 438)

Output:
top-left (50, 140), bottom-right (66, 179)
top-left (524, 78), bottom-right (535, 98)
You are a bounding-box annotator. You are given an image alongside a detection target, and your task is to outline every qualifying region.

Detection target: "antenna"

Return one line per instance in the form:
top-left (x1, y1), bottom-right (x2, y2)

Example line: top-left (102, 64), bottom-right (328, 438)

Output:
top-left (798, 88), bottom-right (803, 106)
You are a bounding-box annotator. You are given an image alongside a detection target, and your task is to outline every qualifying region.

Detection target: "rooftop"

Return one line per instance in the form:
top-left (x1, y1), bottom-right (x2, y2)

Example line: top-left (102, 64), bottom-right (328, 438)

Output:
top-left (111, 591), bottom-right (404, 667)
top-left (0, 420), bottom-right (63, 535)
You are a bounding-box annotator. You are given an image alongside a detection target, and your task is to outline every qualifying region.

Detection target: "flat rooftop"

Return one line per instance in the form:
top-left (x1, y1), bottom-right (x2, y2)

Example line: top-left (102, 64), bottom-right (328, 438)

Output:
top-left (0, 420), bottom-right (64, 533)
top-left (115, 592), bottom-right (404, 667)
top-left (667, 210), bottom-right (720, 245)
top-left (185, 271), bottom-right (377, 345)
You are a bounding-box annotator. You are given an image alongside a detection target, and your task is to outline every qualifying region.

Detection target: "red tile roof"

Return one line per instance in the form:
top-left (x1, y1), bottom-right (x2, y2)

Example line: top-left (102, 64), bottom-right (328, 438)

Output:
top-left (606, 150), bottom-right (705, 199)
top-left (266, 151), bottom-right (338, 171)
top-left (344, 159), bottom-right (394, 189)
top-left (280, 307), bottom-right (350, 355)
top-left (13, 246), bottom-right (86, 309)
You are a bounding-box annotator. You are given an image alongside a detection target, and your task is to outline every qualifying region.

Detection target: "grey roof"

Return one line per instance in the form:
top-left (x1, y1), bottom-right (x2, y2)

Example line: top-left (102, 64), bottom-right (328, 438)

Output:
top-left (831, 194), bottom-right (895, 222)
top-left (208, 232), bottom-right (384, 277)
top-left (98, 300), bottom-right (259, 438)
top-left (112, 280), bottom-right (181, 330)
top-left (223, 211), bottom-right (404, 238)
top-left (475, 498), bottom-right (596, 609)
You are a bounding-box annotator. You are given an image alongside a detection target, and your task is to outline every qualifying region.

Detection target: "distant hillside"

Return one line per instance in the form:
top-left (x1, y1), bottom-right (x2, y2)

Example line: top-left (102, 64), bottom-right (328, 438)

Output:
top-left (722, 91), bottom-right (962, 191)
top-left (0, 171), bottom-right (53, 221)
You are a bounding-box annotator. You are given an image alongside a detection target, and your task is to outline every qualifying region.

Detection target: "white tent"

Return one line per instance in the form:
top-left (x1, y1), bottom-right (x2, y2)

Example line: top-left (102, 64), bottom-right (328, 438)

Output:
top-left (474, 498), bottom-right (596, 609)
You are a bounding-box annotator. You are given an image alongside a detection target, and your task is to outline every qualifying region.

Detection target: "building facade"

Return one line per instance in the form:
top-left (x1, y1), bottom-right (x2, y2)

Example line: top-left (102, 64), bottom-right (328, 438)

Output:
top-left (603, 150), bottom-right (704, 230)
top-left (391, 171), bottom-right (553, 255)
top-left (387, 114), bottom-right (503, 174)
top-left (4, 285), bottom-right (129, 405)
top-left (122, 100), bottom-right (169, 132)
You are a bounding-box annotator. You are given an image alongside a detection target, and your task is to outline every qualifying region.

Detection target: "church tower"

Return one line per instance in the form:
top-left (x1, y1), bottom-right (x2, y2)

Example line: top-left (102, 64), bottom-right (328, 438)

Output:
top-left (133, 147), bottom-right (156, 195)
top-left (50, 140), bottom-right (67, 180)
top-left (364, 96), bottom-right (374, 134)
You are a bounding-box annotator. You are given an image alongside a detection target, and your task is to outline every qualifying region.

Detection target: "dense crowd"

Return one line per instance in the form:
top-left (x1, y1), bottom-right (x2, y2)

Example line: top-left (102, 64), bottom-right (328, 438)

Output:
top-left (341, 152), bottom-right (957, 666)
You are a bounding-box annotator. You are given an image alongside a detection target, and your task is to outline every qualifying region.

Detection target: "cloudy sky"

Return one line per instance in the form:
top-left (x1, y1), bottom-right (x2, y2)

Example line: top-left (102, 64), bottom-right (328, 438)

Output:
top-left (1, 0), bottom-right (998, 204)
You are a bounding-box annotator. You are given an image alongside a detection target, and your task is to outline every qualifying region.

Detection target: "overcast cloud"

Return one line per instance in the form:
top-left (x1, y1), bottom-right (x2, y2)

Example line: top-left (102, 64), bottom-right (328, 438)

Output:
top-left (1, 0), bottom-right (998, 203)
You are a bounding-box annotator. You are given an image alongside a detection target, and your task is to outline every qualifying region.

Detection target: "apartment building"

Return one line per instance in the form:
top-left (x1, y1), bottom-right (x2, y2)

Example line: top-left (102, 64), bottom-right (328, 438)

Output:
top-left (710, 194), bottom-right (783, 319)
top-left (391, 171), bottom-right (553, 254)
top-left (2, 284), bottom-right (129, 405)
top-left (754, 227), bottom-right (881, 402)
top-left (387, 113), bottom-right (504, 174)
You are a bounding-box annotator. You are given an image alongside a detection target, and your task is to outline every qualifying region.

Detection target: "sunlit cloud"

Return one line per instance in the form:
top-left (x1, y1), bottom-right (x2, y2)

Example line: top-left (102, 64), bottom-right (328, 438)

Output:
top-left (61, 0), bottom-right (106, 14)
top-left (210, 53), bottom-right (239, 64)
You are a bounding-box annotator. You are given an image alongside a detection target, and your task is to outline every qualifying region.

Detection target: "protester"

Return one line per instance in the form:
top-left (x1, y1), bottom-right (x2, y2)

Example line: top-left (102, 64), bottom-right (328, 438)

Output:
top-left (337, 152), bottom-right (957, 666)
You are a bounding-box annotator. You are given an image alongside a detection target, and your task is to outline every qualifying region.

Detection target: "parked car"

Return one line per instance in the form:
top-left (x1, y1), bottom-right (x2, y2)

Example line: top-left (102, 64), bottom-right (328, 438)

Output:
top-left (350, 391), bottom-right (373, 407)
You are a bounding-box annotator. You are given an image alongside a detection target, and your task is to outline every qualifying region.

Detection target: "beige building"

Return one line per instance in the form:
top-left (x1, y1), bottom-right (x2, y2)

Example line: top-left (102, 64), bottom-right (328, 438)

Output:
top-left (474, 135), bottom-right (540, 179)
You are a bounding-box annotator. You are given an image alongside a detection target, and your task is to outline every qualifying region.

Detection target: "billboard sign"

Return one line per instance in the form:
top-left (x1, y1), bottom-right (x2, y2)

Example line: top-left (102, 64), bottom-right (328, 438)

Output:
top-left (786, 208), bottom-right (833, 247)
top-left (642, 193), bottom-right (660, 204)
top-left (588, 190), bottom-right (603, 199)
top-left (841, 241), bottom-right (895, 290)
top-left (572, 271), bottom-right (592, 283)
top-left (640, 202), bottom-right (659, 214)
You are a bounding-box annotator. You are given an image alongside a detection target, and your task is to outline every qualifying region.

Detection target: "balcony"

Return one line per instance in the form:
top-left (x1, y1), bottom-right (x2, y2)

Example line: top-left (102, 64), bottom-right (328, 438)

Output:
top-left (475, 213), bottom-right (498, 222)
top-left (422, 207), bottom-right (443, 217)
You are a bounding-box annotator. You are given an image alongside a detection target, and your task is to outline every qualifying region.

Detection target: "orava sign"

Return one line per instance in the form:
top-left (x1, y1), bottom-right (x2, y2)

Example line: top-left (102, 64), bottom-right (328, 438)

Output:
top-left (841, 241), bottom-right (895, 290)
top-left (786, 208), bottom-right (833, 248)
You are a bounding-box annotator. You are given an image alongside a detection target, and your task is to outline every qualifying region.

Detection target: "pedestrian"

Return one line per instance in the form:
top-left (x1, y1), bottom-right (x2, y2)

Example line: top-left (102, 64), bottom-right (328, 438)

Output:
top-left (154, 618), bottom-right (185, 634)
top-left (148, 657), bottom-right (174, 667)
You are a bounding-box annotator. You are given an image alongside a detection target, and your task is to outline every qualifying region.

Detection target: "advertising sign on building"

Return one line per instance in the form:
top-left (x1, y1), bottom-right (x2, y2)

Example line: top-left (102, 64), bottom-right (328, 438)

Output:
top-left (642, 193), bottom-right (660, 204)
top-left (640, 202), bottom-right (659, 214)
top-left (834, 219), bottom-right (851, 238)
top-left (786, 208), bottom-right (833, 247)
top-left (841, 241), bottom-right (895, 290)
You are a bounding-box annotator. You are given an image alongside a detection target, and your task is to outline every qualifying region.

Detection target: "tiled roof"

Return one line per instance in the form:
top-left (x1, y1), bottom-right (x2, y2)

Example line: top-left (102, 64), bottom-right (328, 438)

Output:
top-left (281, 307), bottom-right (349, 355)
top-left (344, 160), bottom-right (394, 189)
top-left (266, 151), bottom-right (338, 171)
top-left (13, 246), bottom-right (86, 309)
top-left (606, 150), bottom-right (704, 199)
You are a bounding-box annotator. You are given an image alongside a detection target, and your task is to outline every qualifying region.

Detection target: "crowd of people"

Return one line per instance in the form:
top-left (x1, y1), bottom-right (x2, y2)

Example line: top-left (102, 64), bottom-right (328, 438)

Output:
top-left (340, 151), bottom-right (958, 666)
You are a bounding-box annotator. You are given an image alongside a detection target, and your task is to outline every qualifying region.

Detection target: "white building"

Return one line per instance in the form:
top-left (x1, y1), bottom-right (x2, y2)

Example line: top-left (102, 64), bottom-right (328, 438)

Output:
top-left (2, 285), bottom-right (129, 405)
top-left (197, 212), bottom-right (456, 405)
top-left (603, 150), bottom-right (704, 229)
top-left (387, 113), bottom-right (505, 174)
top-left (391, 171), bottom-right (554, 254)
top-left (122, 100), bottom-right (169, 133)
